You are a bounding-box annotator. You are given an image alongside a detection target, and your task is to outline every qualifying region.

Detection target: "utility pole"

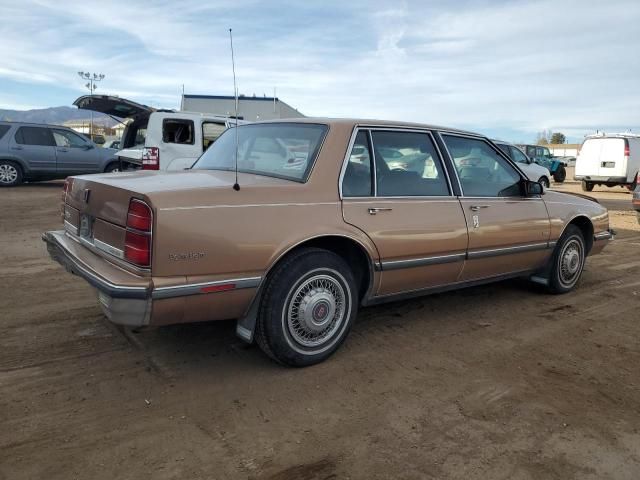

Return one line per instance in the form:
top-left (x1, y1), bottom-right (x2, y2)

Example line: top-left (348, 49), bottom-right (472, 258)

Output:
top-left (77, 72), bottom-right (105, 139)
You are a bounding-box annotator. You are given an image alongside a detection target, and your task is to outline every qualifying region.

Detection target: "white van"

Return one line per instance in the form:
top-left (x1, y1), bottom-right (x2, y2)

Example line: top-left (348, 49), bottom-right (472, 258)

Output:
top-left (574, 133), bottom-right (640, 191)
top-left (73, 95), bottom-right (241, 171)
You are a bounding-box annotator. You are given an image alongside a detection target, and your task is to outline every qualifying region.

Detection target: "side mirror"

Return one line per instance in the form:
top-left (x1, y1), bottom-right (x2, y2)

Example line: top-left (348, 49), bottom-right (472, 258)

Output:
top-left (524, 179), bottom-right (543, 196)
top-left (83, 144), bottom-right (94, 150)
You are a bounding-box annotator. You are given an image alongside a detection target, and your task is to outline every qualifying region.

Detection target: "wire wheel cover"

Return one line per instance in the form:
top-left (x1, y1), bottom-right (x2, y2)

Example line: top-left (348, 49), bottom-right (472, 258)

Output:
top-left (286, 274), bottom-right (347, 348)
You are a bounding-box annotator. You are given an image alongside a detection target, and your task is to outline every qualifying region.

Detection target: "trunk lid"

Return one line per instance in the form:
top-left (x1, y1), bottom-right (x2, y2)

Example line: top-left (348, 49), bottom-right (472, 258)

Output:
top-left (73, 95), bottom-right (154, 120)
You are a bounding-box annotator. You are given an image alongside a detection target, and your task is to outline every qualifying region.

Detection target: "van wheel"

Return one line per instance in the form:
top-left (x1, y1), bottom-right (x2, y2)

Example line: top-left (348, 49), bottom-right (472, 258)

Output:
top-left (547, 225), bottom-right (586, 294)
top-left (0, 161), bottom-right (23, 187)
top-left (255, 248), bottom-right (358, 367)
top-left (553, 165), bottom-right (566, 183)
top-left (581, 180), bottom-right (594, 192)
top-left (538, 176), bottom-right (550, 188)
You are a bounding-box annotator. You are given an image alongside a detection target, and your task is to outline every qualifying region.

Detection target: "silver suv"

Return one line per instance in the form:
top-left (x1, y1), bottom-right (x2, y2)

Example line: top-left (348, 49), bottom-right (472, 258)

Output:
top-left (0, 122), bottom-right (119, 186)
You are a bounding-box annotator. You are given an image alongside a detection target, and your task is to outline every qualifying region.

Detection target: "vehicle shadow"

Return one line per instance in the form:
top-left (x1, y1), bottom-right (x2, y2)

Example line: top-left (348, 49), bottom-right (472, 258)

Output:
top-left (122, 278), bottom-right (538, 375)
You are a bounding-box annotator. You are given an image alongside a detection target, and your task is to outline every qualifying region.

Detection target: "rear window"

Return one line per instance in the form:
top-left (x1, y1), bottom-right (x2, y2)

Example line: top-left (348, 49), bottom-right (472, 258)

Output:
top-left (15, 126), bottom-right (55, 146)
top-left (162, 119), bottom-right (194, 145)
top-left (580, 138), bottom-right (625, 159)
top-left (193, 123), bottom-right (328, 182)
top-left (0, 125), bottom-right (10, 140)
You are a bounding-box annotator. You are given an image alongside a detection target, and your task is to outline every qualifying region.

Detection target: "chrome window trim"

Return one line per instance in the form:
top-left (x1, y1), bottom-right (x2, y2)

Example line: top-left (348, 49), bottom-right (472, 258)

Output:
top-left (340, 125), bottom-right (455, 200)
top-left (437, 131), bottom-right (535, 198)
top-left (152, 276), bottom-right (262, 299)
top-left (367, 129), bottom-right (377, 197)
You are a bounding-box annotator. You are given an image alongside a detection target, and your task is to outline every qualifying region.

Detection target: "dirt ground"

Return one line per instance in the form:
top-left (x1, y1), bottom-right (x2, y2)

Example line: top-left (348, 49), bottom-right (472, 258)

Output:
top-left (1, 179), bottom-right (639, 480)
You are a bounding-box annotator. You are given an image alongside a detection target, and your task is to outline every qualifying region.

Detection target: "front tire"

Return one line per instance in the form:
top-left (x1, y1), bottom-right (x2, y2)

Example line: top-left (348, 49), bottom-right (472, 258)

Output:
top-left (581, 180), bottom-right (594, 192)
top-left (255, 248), bottom-right (358, 367)
top-left (547, 225), bottom-right (586, 294)
top-left (104, 162), bottom-right (121, 173)
top-left (538, 176), bottom-right (550, 188)
top-left (553, 165), bottom-right (566, 183)
top-left (0, 161), bottom-right (23, 187)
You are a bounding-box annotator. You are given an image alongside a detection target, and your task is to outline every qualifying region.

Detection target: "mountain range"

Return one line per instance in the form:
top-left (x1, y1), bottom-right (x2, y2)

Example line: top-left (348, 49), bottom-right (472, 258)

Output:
top-left (0, 106), bottom-right (117, 126)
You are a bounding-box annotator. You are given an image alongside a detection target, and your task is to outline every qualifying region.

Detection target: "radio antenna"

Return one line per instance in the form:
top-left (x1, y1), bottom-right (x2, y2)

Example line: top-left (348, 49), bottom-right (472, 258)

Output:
top-left (229, 28), bottom-right (240, 191)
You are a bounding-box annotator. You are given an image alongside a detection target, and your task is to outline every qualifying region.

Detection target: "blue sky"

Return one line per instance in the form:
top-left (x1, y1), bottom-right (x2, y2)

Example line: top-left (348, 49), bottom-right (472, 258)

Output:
top-left (1, 0), bottom-right (639, 143)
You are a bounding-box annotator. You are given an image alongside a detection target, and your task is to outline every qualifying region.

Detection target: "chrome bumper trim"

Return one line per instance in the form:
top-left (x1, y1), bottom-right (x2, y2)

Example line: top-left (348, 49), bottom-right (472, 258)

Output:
top-left (152, 277), bottom-right (261, 299)
top-left (594, 230), bottom-right (615, 241)
top-left (43, 230), bottom-right (149, 299)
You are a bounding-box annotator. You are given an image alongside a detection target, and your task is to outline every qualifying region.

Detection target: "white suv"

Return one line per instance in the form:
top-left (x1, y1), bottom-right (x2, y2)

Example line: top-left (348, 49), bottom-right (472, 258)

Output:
top-left (575, 133), bottom-right (640, 191)
top-left (74, 95), bottom-right (241, 171)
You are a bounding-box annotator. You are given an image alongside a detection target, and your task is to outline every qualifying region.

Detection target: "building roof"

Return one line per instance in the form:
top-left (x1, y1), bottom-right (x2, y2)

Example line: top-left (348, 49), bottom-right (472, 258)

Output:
top-left (183, 94), bottom-right (280, 102)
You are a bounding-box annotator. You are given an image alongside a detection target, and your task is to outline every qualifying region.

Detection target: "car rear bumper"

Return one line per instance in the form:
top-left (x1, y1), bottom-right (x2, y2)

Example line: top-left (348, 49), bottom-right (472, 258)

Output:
top-left (43, 230), bottom-right (152, 326)
top-left (574, 175), bottom-right (629, 184)
top-left (43, 230), bottom-right (261, 328)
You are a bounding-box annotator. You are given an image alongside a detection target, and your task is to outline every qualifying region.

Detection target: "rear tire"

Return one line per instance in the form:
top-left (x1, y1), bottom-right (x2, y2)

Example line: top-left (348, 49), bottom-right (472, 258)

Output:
top-left (547, 225), bottom-right (586, 294)
top-left (0, 160), bottom-right (23, 187)
top-left (553, 165), bottom-right (566, 183)
top-left (255, 248), bottom-right (358, 367)
top-left (581, 180), bottom-right (594, 192)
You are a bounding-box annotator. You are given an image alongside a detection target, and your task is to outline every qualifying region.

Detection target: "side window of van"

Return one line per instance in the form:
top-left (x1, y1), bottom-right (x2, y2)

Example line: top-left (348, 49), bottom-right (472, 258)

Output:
top-left (162, 119), bottom-right (194, 145)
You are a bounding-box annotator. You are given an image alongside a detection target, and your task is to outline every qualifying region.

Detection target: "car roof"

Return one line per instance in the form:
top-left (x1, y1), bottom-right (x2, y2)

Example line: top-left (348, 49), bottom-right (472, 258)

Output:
top-left (250, 117), bottom-right (483, 137)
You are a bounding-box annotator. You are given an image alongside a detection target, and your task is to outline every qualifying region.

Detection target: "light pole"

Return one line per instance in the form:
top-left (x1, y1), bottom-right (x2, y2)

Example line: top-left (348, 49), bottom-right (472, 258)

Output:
top-left (77, 72), bottom-right (105, 138)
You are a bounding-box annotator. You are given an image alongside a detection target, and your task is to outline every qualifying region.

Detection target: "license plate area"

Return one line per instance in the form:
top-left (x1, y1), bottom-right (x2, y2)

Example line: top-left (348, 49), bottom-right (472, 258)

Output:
top-left (79, 214), bottom-right (94, 240)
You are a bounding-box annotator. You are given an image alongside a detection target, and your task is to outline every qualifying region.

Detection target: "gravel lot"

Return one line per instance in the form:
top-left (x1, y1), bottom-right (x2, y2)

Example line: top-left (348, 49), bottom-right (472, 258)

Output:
top-left (1, 179), bottom-right (639, 480)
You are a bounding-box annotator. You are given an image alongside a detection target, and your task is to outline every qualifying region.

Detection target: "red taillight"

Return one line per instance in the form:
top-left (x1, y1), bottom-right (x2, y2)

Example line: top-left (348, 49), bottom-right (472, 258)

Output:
top-left (142, 147), bottom-right (159, 170)
top-left (127, 200), bottom-right (152, 232)
top-left (624, 139), bottom-right (630, 157)
top-left (125, 199), bottom-right (152, 267)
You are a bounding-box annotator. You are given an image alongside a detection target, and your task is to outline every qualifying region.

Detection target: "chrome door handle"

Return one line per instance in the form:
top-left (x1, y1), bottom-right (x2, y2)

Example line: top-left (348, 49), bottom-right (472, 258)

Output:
top-left (368, 207), bottom-right (392, 215)
top-left (470, 205), bottom-right (490, 211)
top-left (11, 146), bottom-right (23, 150)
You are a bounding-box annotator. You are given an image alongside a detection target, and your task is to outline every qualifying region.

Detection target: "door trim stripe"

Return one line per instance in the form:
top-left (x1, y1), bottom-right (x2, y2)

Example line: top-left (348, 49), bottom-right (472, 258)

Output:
top-left (379, 252), bottom-right (466, 271)
top-left (377, 242), bottom-right (552, 271)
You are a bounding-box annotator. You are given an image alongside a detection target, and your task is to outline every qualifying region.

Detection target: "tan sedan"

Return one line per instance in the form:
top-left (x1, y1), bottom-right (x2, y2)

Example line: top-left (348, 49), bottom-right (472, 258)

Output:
top-left (44, 119), bottom-right (613, 366)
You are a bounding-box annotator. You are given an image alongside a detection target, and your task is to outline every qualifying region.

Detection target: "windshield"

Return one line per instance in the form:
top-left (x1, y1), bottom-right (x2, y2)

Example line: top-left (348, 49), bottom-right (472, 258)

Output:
top-left (192, 123), bottom-right (328, 182)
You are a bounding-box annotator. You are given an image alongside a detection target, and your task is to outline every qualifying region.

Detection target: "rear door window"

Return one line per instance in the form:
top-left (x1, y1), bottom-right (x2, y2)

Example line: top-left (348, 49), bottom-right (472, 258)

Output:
top-left (15, 127), bottom-right (55, 146)
top-left (162, 119), bottom-right (194, 144)
top-left (371, 131), bottom-right (450, 196)
top-left (0, 125), bottom-right (10, 140)
top-left (443, 135), bottom-right (522, 197)
top-left (342, 130), bottom-right (373, 197)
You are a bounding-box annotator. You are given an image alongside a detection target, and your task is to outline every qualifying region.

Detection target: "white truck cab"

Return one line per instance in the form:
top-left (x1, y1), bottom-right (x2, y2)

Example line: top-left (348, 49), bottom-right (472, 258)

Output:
top-left (575, 133), bottom-right (640, 191)
top-left (73, 95), bottom-right (242, 171)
